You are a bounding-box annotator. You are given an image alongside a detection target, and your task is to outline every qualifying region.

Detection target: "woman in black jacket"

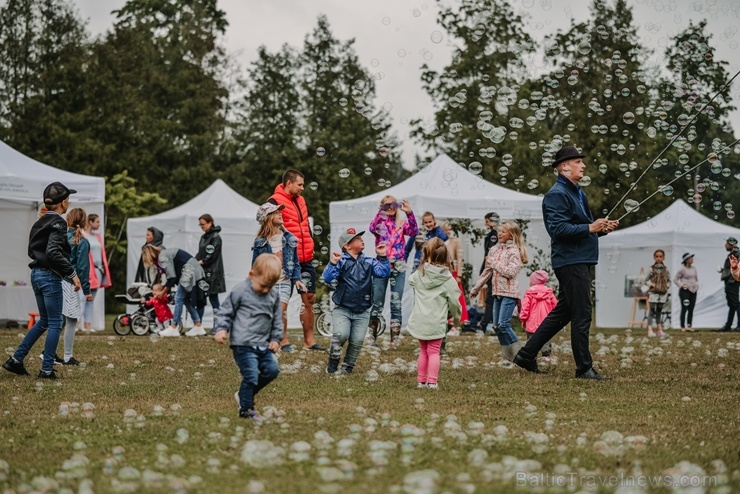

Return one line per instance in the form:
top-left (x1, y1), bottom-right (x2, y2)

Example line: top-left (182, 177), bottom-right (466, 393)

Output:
top-left (3, 182), bottom-right (81, 379)
top-left (196, 214), bottom-right (225, 322)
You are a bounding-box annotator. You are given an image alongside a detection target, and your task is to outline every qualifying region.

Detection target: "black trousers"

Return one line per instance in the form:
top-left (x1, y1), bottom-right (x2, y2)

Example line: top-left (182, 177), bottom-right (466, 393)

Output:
top-left (678, 288), bottom-right (696, 328)
top-left (519, 264), bottom-right (593, 376)
top-left (724, 282), bottom-right (739, 329)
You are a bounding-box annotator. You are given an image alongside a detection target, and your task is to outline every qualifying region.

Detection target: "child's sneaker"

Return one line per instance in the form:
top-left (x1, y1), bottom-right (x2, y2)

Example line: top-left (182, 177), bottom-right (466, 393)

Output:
top-left (427, 383), bottom-right (438, 389)
top-left (417, 382), bottom-right (427, 388)
top-left (326, 358), bottom-right (340, 374)
top-left (240, 409), bottom-right (263, 422)
top-left (234, 391), bottom-right (241, 410)
top-left (2, 357), bottom-right (29, 376)
top-left (340, 364), bottom-right (353, 375)
top-left (38, 353), bottom-right (63, 365)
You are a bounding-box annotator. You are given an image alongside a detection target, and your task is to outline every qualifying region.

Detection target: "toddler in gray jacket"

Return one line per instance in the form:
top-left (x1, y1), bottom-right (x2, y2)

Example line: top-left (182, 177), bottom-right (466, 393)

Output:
top-left (214, 253), bottom-right (283, 420)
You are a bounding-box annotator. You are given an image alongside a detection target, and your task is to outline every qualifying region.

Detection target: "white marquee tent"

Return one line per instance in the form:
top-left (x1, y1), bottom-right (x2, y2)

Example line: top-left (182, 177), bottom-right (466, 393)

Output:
top-left (0, 140), bottom-right (106, 326)
top-left (126, 179), bottom-right (305, 328)
top-left (595, 199), bottom-right (740, 329)
top-left (330, 154), bottom-right (548, 327)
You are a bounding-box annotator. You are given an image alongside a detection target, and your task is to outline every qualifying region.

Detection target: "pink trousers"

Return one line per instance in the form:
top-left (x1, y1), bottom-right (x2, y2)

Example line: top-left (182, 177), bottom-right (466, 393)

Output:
top-left (417, 338), bottom-right (443, 384)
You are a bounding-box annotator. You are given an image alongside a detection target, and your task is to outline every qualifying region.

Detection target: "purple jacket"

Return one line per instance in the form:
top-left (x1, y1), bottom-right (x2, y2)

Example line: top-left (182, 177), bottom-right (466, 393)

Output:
top-left (369, 211), bottom-right (418, 262)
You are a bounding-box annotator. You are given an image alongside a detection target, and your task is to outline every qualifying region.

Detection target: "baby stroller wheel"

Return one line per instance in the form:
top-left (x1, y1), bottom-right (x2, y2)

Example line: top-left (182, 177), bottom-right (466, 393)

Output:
top-left (130, 314), bottom-right (151, 336)
top-left (315, 312), bottom-right (332, 337)
top-left (113, 314), bottom-right (132, 336)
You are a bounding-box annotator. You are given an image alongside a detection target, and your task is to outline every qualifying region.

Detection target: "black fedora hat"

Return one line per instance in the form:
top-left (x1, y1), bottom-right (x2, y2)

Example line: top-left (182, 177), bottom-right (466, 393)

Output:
top-left (551, 146), bottom-right (585, 167)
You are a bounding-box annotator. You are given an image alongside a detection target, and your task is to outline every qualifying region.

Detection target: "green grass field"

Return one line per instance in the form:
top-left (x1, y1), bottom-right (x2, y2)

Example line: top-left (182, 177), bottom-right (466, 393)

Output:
top-left (1, 325), bottom-right (738, 493)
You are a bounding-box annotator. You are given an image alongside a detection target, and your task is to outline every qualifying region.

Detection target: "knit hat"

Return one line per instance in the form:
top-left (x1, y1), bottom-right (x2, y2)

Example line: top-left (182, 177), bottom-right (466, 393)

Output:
top-left (529, 270), bottom-right (549, 285)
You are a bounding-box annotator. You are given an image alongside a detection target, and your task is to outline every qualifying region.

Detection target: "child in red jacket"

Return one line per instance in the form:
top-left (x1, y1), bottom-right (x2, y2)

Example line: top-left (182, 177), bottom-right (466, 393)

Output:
top-left (145, 283), bottom-right (173, 331)
top-left (519, 270), bottom-right (557, 360)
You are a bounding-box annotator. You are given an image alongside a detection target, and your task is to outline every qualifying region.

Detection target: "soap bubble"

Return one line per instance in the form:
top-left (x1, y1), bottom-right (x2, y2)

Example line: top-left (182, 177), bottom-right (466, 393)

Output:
top-left (622, 112), bottom-right (635, 124)
top-left (316, 147), bottom-right (326, 157)
top-left (624, 199), bottom-right (640, 212)
top-left (338, 168), bottom-right (350, 178)
top-left (430, 31), bottom-right (443, 44)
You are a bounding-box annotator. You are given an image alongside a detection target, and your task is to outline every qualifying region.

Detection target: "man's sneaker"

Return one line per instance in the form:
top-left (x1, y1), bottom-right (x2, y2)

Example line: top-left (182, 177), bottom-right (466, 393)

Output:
top-left (184, 326), bottom-right (206, 337)
top-left (326, 358), bottom-right (340, 374)
top-left (3, 357), bottom-right (29, 376)
top-left (62, 357), bottom-right (81, 366)
top-left (37, 370), bottom-right (58, 380)
top-left (281, 344), bottom-right (297, 353)
top-left (38, 353), bottom-right (64, 365)
top-left (159, 326), bottom-right (181, 337)
top-left (417, 382), bottom-right (427, 388)
top-left (239, 409), bottom-right (263, 422)
top-left (427, 383), bottom-right (438, 389)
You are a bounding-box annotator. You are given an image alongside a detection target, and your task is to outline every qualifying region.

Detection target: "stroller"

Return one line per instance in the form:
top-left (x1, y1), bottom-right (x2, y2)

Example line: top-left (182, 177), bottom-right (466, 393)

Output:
top-left (113, 283), bottom-right (182, 336)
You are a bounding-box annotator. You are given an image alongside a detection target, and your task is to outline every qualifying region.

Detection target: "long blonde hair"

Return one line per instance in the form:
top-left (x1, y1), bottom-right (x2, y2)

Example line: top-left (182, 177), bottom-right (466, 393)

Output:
top-left (501, 220), bottom-right (528, 264)
top-left (379, 195), bottom-right (404, 229)
top-left (66, 208), bottom-right (87, 245)
top-left (418, 237), bottom-right (451, 276)
top-left (141, 244), bottom-right (162, 267)
top-left (257, 211), bottom-right (283, 240)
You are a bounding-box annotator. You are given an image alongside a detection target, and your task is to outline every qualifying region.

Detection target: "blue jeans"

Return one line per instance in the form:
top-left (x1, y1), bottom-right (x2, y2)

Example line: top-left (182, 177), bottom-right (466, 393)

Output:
top-left (14, 268), bottom-right (64, 373)
top-left (196, 293), bottom-right (221, 321)
top-left (371, 261), bottom-right (406, 324)
top-left (173, 287), bottom-right (201, 326)
top-left (232, 346), bottom-right (279, 412)
top-left (329, 307), bottom-right (370, 370)
top-left (492, 296), bottom-right (519, 346)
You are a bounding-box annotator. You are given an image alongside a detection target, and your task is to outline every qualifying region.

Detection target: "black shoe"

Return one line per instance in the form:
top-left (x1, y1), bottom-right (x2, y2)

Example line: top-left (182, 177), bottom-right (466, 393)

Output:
top-left (326, 358), bottom-right (340, 374)
top-left (576, 368), bottom-right (610, 380)
top-left (340, 364), bottom-right (354, 375)
top-left (715, 327), bottom-right (731, 332)
top-left (37, 370), bottom-right (58, 380)
top-left (513, 352), bottom-right (546, 374)
top-left (3, 357), bottom-right (29, 376)
top-left (62, 357), bottom-right (81, 366)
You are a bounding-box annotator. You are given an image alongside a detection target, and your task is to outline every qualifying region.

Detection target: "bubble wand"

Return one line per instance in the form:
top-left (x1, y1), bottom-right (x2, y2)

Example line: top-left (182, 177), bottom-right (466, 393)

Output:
top-left (607, 69), bottom-right (740, 219)
top-left (615, 137), bottom-right (740, 222)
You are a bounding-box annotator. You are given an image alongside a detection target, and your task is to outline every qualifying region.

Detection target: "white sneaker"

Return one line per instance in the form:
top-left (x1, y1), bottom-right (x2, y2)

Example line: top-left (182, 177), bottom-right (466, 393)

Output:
top-left (234, 391), bottom-right (241, 410)
top-left (184, 326), bottom-right (206, 337)
top-left (159, 326), bottom-right (181, 337)
top-left (427, 383), bottom-right (438, 389)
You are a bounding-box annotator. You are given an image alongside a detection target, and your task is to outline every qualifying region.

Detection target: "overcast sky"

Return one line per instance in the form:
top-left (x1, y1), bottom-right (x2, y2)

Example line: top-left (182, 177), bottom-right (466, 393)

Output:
top-left (46, 0), bottom-right (740, 165)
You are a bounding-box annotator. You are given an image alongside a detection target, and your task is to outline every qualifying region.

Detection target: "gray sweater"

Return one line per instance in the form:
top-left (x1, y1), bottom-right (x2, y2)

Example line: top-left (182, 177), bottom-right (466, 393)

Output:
top-left (214, 278), bottom-right (282, 347)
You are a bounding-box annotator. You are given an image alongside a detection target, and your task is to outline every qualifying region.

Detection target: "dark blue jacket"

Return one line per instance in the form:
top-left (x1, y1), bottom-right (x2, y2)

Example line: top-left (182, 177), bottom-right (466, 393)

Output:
top-left (544, 174), bottom-right (603, 270)
top-left (66, 229), bottom-right (91, 296)
top-left (322, 252), bottom-right (391, 312)
top-left (404, 225), bottom-right (448, 271)
top-left (251, 228), bottom-right (301, 283)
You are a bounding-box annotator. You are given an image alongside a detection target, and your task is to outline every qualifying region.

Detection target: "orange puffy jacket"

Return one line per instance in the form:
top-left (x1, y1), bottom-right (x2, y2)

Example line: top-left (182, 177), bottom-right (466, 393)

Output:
top-left (269, 184), bottom-right (314, 263)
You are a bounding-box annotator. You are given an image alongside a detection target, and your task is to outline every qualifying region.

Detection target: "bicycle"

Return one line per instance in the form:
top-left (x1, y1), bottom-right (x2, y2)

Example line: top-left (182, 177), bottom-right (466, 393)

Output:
top-left (314, 293), bottom-right (386, 339)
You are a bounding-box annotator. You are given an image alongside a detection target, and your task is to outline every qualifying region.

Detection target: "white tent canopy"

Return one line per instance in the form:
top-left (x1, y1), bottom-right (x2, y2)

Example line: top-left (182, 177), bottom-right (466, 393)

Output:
top-left (126, 179), bottom-right (305, 327)
top-left (0, 140), bottom-right (106, 324)
top-left (127, 179), bottom-right (260, 292)
top-left (329, 154), bottom-right (548, 328)
top-left (596, 199), bottom-right (740, 329)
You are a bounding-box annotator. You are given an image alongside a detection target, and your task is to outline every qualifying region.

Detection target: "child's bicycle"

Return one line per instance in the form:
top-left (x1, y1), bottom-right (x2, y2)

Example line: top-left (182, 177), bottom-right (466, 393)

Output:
top-left (113, 283), bottom-right (182, 336)
top-left (313, 293), bottom-right (386, 339)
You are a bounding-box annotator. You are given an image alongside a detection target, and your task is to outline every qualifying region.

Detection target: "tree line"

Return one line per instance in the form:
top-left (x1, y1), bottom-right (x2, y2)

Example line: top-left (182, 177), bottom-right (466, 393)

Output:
top-left (0, 0), bottom-right (737, 302)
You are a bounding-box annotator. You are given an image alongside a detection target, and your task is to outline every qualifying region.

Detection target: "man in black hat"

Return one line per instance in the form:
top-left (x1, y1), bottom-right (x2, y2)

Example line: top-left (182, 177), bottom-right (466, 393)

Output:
top-left (719, 237), bottom-right (739, 332)
top-left (513, 146), bottom-right (619, 379)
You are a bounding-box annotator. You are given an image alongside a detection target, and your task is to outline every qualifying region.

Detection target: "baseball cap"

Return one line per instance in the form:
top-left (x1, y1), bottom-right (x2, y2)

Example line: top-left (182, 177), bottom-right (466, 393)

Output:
top-left (43, 182), bottom-right (77, 205)
top-left (338, 228), bottom-right (364, 249)
top-left (256, 202), bottom-right (285, 223)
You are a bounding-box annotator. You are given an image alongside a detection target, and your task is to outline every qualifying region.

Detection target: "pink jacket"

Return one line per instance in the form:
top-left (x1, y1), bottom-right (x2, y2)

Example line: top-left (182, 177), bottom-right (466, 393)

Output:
top-left (369, 211), bottom-right (418, 262)
top-left (471, 242), bottom-right (522, 299)
top-left (519, 284), bottom-right (558, 333)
